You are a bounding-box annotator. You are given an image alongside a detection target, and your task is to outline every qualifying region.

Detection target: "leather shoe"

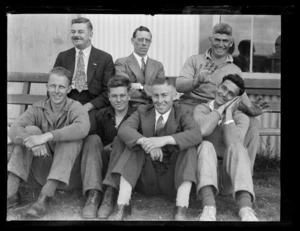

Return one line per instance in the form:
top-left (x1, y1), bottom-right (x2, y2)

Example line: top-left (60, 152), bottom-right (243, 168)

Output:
top-left (7, 191), bottom-right (21, 209)
top-left (174, 206), bottom-right (188, 221)
top-left (82, 189), bottom-right (103, 219)
top-left (97, 186), bottom-right (118, 219)
top-left (26, 192), bottom-right (52, 218)
top-left (108, 203), bottom-right (132, 221)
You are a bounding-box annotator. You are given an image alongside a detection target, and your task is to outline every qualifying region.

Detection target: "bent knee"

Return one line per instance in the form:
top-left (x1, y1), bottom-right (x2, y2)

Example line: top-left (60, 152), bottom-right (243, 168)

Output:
top-left (197, 141), bottom-right (216, 158)
top-left (84, 134), bottom-right (102, 144)
top-left (24, 126), bottom-right (42, 135)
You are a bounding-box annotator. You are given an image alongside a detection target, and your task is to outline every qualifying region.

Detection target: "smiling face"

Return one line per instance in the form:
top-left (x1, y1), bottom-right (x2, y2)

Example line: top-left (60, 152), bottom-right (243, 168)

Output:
top-left (131, 30), bottom-right (152, 57)
top-left (71, 23), bottom-right (93, 50)
top-left (47, 74), bottom-right (71, 106)
top-left (209, 33), bottom-right (233, 59)
top-left (108, 86), bottom-right (130, 113)
top-left (215, 80), bottom-right (240, 107)
top-left (151, 83), bottom-right (176, 114)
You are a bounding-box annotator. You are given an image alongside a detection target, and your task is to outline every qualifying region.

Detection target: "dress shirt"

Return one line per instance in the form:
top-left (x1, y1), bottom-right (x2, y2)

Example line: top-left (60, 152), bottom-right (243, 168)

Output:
top-left (154, 108), bottom-right (172, 130)
top-left (133, 52), bottom-right (148, 69)
top-left (74, 45), bottom-right (92, 81)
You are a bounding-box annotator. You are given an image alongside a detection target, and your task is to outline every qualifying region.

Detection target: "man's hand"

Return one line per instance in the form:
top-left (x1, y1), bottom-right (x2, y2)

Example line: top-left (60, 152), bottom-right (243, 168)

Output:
top-left (226, 96), bottom-right (242, 114)
top-left (140, 137), bottom-right (168, 153)
top-left (245, 96), bottom-right (270, 116)
top-left (31, 144), bottom-right (49, 157)
top-left (24, 132), bottom-right (53, 149)
top-left (215, 96), bottom-right (239, 116)
top-left (193, 61), bottom-right (218, 88)
top-left (82, 102), bottom-right (95, 112)
top-left (149, 148), bottom-right (163, 162)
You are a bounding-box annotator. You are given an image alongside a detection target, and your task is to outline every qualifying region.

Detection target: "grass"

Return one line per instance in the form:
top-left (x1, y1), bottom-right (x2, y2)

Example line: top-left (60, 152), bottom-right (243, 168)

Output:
top-left (6, 155), bottom-right (280, 223)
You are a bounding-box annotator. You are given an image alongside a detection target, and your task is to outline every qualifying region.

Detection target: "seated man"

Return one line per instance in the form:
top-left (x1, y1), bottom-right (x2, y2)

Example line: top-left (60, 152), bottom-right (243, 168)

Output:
top-left (7, 67), bottom-right (90, 218)
top-left (81, 75), bottom-right (137, 219)
top-left (193, 74), bottom-right (258, 221)
top-left (99, 77), bottom-right (202, 221)
top-left (115, 26), bottom-right (165, 106)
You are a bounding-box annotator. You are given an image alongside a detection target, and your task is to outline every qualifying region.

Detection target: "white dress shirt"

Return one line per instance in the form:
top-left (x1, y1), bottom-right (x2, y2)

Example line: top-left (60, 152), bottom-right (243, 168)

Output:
top-left (74, 45), bottom-right (92, 81)
top-left (133, 52), bottom-right (148, 69)
top-left (155, 108), bottom-right (172, 130)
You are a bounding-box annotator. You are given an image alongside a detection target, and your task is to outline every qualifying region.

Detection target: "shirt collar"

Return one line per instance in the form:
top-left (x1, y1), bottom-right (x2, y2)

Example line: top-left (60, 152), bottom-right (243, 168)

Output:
top-left (155, 108), bottom-right (172, 124)
top-left (133, 52), bottom-right (148, 65)
top-left (205, 48), bottom-right (233, 63)
top-left (75, 45), bottom-right (92, 57)
top-left (37, 97), bottom-right (73, 112)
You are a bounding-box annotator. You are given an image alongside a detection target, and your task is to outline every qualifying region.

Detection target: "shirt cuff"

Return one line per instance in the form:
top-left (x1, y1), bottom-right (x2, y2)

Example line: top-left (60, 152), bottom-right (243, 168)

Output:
top-left (224, 119), bottom-right (234, 125)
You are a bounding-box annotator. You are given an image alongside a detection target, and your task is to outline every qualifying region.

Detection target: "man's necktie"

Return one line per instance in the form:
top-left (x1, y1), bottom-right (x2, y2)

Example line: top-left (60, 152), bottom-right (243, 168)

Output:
top-left (141, 57), bottom-right (146, 77)
top-left (155, 115), bottom-right (164, 135)
top-left (73, 50), bottom-right (87, 93)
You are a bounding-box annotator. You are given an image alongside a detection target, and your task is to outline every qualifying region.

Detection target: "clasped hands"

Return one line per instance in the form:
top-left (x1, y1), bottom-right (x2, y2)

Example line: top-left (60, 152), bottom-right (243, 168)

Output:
top-left (137, 137), bottom-right (167, 162)
top-left (23, 133), bottom-right (53, 157)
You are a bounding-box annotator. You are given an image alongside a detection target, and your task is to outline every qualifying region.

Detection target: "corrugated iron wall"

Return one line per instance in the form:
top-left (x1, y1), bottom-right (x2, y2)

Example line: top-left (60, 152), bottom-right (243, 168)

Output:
top-left (82, 14), bottom-right (201, 76)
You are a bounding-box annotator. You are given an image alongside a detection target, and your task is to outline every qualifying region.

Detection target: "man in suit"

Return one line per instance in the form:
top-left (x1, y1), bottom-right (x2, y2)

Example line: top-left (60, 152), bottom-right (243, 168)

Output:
top-left (193, 74), bottom-right (258, 221)
top-left (99, 77), bottom-right (202, 221)
top-left (53, 17), bottom-right (115, 218)
top-left (115, 26), bottom-right (165, 105)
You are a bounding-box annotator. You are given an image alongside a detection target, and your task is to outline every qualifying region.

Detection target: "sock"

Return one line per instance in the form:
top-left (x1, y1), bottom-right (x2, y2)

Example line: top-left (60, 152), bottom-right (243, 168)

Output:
top-left (176, 181), bottom-right (192, 208)
top-left (236, 190), bottom-right (252, 209)
top-left (199, 185), bottom-right (216, 207)
top-left (41, 179), bottom-right (59, 197)
top-left (7, 172), bottom-right (21, 197)
top-left (117, 176), bottom-right (132, 205)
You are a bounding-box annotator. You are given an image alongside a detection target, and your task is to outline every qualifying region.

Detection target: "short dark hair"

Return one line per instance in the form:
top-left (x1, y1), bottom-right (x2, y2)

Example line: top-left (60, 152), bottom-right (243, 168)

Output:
top-left (152, 77), bottom-right (176, 88)
top-left (107, 75), bottom-right (131, 92)
top-left (132, 26), bottom-right (152, 38)
top-left (212, 23), bottom-right (232, 36)
top-left (221, 74), bottom-right (245, 96)
top-left (49, 67), bottom-right (72, 85)
top-left (71, 17), bottom-right (93, 31)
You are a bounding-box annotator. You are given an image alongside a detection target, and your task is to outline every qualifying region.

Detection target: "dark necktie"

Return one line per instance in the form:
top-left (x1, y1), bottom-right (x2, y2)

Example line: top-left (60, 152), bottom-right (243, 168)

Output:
top-left (73, 50), bottom-right (87, 92)
top-left (141, 57), bottom-right (146, 77)
top-left (155, 115), bottom-right (164, 136)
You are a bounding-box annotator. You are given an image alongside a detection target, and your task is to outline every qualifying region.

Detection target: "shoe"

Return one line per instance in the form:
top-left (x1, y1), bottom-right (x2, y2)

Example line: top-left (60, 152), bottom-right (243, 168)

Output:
top-left (26, 193), bottom-right (52, 218)
top-left (97, 186), bottom-right (118, 219)
top-left (174, 206), bottom-right (188, 221)
top-left (82, 189), bottom-right (103, 219)
top-left (7, 191), bottom-right (21, 209)
top-left (108, 203), bottom-right (132, 221)
top-left (239, 207), bottom-right (258, 221)
top-left (197, 206), bottom-right (217, 221)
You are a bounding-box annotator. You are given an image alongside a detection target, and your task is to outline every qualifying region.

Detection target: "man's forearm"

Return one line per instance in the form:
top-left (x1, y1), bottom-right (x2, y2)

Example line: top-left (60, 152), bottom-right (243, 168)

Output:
top-left (176, 76), bottom-right (195, 93)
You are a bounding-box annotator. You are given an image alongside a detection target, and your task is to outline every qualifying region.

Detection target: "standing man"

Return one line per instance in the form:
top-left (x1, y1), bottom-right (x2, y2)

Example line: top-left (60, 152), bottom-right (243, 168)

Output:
top-left (7, 67), bottom-right (90, 218)
top-left (53, 17), bottom-right (115, 126)
top-left (193, 74), bottom-right (258, 221)
top-left (115, 26), bottom-right (165, 105)
top-left (176, 22), bottom-right (269, 173)
top-left (99, 77), bottom-right (202, 221)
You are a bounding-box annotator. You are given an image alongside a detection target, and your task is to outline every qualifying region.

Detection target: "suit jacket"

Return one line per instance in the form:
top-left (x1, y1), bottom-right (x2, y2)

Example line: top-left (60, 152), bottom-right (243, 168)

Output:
top-left (115, 53), bottom-right (165, 104)
top-left (117, 103), bottom-right (202, 153)
top-left (53, 46), bottom-right (115, 109)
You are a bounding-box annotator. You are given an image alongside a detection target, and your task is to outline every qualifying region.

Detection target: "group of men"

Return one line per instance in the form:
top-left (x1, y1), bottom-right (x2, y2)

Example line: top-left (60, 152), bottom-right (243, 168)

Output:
top-left (7, 17), bottom-right (269, 222)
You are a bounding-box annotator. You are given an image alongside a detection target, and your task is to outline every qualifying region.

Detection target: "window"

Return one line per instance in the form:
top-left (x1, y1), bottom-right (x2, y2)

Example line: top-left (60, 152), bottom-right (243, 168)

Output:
top-left (220, 15), bottom-right (281, 73)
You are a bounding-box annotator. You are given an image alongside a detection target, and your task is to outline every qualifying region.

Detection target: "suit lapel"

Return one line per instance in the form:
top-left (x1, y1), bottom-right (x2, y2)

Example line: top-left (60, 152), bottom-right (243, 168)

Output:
top-left (144, 58), bottom-right (155, 84)
top-left (127, 53), bottom-right (144, 83)
top-left (164, 107), bottom-right (179, 136)
top-left (67, 48), bottom-right (76, 77)
top-left (87, 46), bottom-right (98, 85)
top-left (141, 106), bottom-right (156, 137)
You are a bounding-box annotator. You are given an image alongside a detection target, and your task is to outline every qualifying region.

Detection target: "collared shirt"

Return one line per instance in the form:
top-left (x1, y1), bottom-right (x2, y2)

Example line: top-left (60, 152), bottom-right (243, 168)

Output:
top-left (154, 108), bottom-right (171, 130)
top-left (74, 45), bottom-right (92, 81)
top-left (8, 98), bottom-right (90, 143)
top-left (133, 52), bottom-right (148, 68)
top-left (92, 103), bottom-right (137, 146)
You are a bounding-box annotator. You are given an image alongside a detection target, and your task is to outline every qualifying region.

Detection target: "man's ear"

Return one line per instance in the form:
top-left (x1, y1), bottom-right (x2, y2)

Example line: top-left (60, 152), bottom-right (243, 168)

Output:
top-left (131, 37), bottom-right (135, 45)
top-left (67, 85), bottom-right (72, 94)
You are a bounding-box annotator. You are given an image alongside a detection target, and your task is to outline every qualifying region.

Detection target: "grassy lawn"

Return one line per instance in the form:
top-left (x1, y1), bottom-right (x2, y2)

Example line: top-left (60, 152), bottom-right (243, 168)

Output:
top-left (6, 155), bottom-right (280, 222)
